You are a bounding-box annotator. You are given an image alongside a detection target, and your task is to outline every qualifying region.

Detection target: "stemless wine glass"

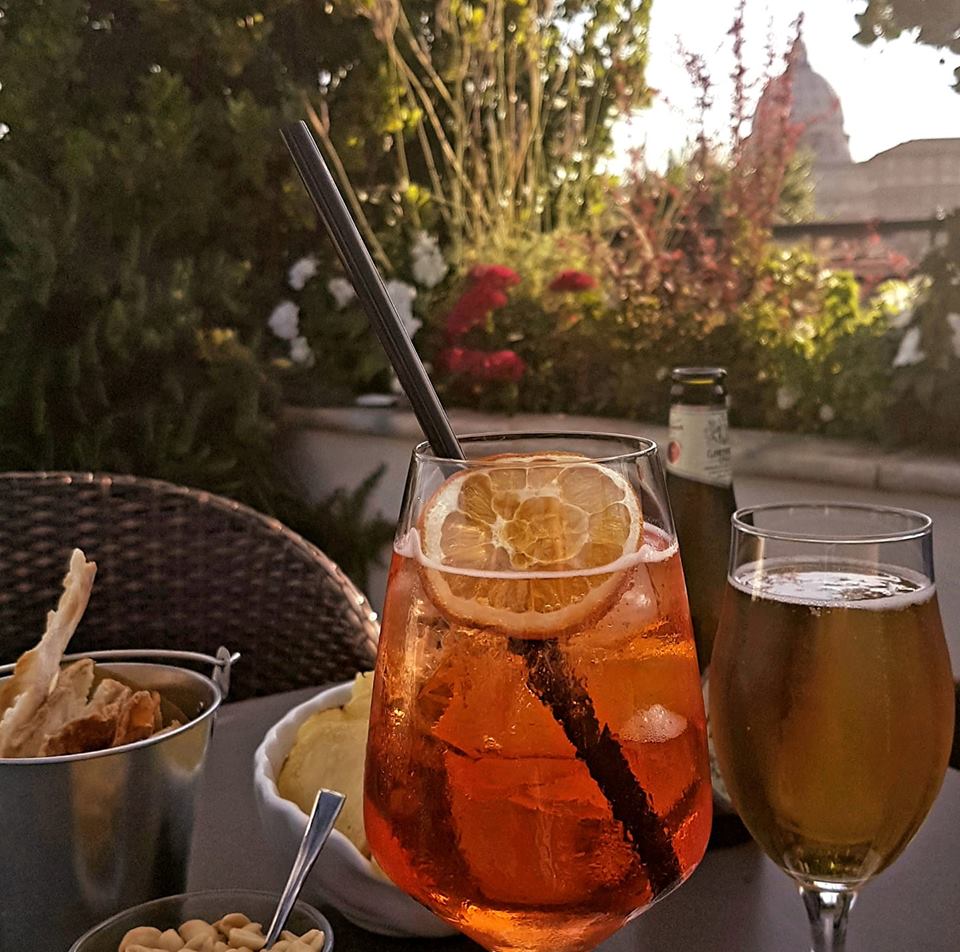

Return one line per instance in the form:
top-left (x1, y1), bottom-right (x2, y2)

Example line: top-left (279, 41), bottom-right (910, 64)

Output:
top-left (364, 434), bottom-right (712, 952)
top-left (710, 503), bottom-right (955, 952)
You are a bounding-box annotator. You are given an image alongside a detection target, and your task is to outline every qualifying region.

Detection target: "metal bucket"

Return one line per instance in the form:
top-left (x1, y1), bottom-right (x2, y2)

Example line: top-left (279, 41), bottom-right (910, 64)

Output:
top-left (0, 648), bottom-right (237, 950)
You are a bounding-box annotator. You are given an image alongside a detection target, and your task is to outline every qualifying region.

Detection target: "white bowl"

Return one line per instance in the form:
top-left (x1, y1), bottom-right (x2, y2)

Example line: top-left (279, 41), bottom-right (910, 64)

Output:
top-left (253, 682), bottom-right (456, 937)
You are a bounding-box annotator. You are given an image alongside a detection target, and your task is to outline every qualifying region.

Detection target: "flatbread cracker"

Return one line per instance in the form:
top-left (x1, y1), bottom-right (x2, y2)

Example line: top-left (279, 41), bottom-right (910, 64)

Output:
top-left (0, 550), bottom-right (97, 757)
top-left (1, 549), bottom-right (172, 759)
top-left (31, 680), bottom-right (165, 756)
top-left (111, 690), bottom-right (162, 747)
top-left (39, 701), bottom-right (123, 757)
top-left (45, 659), bottom-right (97, 723)
top-left (7, 659), bottom-right (96, 758)
top-left (90, 678), bottom-right (132, 709)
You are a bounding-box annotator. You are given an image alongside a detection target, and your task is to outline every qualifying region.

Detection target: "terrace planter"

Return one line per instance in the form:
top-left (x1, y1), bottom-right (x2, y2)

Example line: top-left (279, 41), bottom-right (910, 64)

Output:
top-left (278, 405), bottom-right (960, 612)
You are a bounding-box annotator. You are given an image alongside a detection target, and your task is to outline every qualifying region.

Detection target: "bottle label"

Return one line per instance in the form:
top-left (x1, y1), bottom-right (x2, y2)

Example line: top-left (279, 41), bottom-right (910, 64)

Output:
top-left (667, 405), bottom-right (732, 487)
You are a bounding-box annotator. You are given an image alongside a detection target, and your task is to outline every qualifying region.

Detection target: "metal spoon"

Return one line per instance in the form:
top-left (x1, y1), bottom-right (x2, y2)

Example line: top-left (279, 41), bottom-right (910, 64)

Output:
top-left (263, 788), bottom-right (346, 948)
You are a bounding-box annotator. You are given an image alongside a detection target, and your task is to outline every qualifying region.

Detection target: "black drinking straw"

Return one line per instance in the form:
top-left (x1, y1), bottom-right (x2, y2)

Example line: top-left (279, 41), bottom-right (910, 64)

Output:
top-left (281, 120), bottom-right (681, 896)
top-left (281, 121), bottom-right (463, 461)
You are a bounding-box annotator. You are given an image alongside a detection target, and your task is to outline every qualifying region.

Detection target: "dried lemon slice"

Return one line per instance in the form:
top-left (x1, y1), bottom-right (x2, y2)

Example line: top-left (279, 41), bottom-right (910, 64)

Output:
top-left (419, 453), bottom-right (642, 636)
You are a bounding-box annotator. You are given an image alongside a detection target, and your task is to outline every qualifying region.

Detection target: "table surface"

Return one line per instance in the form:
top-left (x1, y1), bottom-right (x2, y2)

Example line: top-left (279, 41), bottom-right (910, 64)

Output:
top-left (189, 688), bottom-right (960, 952)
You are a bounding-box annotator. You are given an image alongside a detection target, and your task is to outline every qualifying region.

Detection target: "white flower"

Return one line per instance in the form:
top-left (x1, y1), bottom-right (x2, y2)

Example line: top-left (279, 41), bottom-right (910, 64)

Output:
top-left (946, 313), bottom-right (960, 359)
top-left (893, 326), bottom-right (926, 368)
top-left (327, 277), bottom-right (356, 309)
top-left (410, 231), bottom-right (449, 289)
top-left (289, 335), bottom-right (315, 366)
top-left (288, 255), bottom-right (319, 291)
top-left (818, 404), bottom-right (835, 423)
top-left (881, 281), bottom-right (916, 329)
top-left (386, 279), bottom-right (420, 337)
top-left (268, 300), bottom-right (300, 340)
top-left (887, 306), bottom-right (915, 330)
top-left (776, 386), bottom-right (799, 411)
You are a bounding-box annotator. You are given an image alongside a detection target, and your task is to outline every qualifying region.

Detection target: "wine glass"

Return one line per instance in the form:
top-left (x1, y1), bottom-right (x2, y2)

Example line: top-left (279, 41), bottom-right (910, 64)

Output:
top-left (364, 433), bottom-right (711, 951)
top-left (709, 503), bottom-right (955, 952)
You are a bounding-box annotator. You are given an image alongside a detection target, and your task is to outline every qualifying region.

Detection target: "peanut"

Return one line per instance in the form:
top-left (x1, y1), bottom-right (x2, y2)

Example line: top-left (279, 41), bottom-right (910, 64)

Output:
top-left (179, 920), bottom-right (218, 944)
top-left (227, 927), bottom-right (266, 950)
top-left (157, 928), bottom-right (183, 951)
top-left (213, 913), bottom-right (250, 933)
top-left (120, 928), bottom-right (164, 951)
top-left (116, 912), bottom-right (324, 952)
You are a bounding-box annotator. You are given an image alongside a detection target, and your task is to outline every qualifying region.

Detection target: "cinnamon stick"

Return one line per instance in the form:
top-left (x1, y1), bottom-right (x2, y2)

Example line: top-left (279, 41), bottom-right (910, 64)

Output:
top-left (511, 638), bottom-right (681, 896)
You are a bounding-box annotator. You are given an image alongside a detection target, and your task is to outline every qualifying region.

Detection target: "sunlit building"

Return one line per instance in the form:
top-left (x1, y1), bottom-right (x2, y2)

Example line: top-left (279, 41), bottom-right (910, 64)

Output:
top-left (757, 37), bottom-right (960, 277)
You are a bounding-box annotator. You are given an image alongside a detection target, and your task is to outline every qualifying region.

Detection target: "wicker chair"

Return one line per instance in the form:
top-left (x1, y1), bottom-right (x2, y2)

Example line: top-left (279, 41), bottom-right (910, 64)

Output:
top-left (0, 472), bottom-right (380, 700)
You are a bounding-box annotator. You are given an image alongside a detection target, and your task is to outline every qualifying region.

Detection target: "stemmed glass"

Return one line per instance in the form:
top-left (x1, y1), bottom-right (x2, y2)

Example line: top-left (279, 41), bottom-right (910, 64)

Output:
top-left (364, 433), bottom-right (712, 951)
top-left (709, 503), bottom-right (955, 951)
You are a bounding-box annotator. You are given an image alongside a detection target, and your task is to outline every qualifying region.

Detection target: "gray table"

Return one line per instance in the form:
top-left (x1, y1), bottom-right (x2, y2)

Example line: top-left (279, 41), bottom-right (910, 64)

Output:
top-left (189, 689), bottom-right (960, 952)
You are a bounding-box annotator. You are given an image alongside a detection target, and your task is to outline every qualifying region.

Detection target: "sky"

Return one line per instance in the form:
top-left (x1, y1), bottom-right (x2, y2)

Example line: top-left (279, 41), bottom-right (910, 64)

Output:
top-left (617, 0), bottom-right (960, 169)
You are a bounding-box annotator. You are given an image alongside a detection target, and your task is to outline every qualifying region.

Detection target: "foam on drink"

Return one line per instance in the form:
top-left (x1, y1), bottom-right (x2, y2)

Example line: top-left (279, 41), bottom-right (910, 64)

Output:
top-left (730, 557), bottom-right (935, 610)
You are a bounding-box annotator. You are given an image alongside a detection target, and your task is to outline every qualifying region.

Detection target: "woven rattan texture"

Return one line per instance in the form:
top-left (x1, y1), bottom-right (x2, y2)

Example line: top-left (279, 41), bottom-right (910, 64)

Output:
top-left (0, 473), bottom-right (379, 700)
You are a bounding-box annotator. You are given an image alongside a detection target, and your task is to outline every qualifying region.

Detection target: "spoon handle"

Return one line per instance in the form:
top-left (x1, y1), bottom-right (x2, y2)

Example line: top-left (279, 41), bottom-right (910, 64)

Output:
top-left (264, 788), bottom-right (346, 948)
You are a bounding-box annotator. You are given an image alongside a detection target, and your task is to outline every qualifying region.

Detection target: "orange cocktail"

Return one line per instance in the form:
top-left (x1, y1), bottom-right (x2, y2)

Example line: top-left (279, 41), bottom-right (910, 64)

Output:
top-left (365, 434), bottom-right (711, 952)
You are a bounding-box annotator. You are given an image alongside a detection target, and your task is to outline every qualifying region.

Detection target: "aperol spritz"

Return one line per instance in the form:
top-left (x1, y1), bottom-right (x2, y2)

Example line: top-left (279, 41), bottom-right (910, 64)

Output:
top-left (365, 434), bottom-right (711, 952)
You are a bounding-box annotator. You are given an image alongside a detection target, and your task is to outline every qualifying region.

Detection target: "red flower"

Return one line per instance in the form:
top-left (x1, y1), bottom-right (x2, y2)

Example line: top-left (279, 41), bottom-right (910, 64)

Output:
top-left (480, 349), bottom-right (526, 382)
top-left (442, 264), bottom-right (520, 343)
top-left (439, 346), bottom-right (526, 383)
top-left (440, 346), bottom-right (469, 374)
top-left (549, 270), bottom-right (598, 292)
top-left (468, 264), bottom-right (521, 288)
top-left (444, 284), bottom-right (509, 340)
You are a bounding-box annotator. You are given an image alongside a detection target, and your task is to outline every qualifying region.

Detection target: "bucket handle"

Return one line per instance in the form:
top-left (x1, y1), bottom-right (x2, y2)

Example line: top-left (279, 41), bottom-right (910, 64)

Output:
top-left (0, 647), bottom-right (241, 699)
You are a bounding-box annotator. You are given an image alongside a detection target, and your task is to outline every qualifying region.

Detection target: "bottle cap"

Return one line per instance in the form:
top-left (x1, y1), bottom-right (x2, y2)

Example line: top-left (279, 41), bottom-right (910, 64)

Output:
top-left (671, 367), bottom-right (726, 382)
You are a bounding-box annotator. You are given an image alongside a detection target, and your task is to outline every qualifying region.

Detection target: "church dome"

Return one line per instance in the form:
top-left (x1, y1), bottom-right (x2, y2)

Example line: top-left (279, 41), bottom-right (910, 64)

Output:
top-left (789, 39), bottom-right (851, 165)
top-left (755, 36), bottom-right (852, 166)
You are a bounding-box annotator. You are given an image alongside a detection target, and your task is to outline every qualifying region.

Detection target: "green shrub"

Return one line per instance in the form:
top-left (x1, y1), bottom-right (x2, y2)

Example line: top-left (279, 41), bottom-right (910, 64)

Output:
top-left (0, 0), bottom-right (394, 585)
top-left (424, 240), bottom-right (903, 440)
top-left (731, 250), bottom-right (899, 438)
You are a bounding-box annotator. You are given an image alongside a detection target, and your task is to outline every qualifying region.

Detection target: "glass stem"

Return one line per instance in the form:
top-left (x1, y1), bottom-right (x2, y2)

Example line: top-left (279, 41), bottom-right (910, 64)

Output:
top-left (800, 885), bottom-right (857, 952)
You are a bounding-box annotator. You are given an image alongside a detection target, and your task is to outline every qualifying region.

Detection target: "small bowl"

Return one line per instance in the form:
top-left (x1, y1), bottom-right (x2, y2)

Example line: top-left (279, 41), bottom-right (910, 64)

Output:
top-left (69, 889), bottom-right (333, 951)
top-left (253, 682), bottom-right (455, 938)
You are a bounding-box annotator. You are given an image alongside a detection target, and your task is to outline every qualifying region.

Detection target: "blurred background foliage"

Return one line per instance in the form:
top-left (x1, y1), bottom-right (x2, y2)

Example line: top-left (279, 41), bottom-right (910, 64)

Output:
top-left (0, 0), bottom-right (398, 584)
top-left (855, 0), bottom-right (960, 91)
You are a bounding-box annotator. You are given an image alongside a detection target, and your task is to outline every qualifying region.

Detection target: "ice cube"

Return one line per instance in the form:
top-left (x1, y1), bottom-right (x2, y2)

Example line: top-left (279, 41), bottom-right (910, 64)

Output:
top-left (569, 562), bottom-right (662, 653)
top-left (620, 704), bottom-right (687, 744)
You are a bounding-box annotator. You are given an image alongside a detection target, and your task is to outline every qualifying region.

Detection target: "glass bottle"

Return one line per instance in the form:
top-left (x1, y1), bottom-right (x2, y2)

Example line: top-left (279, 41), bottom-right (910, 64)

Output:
top-left (666, 366), bottom-right (750, 847)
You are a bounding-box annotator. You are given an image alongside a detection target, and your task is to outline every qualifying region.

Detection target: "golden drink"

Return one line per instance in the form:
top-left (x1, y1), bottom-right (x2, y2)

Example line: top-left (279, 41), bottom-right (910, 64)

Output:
top-left (710, 560), bottom-right (954, 886)
top-left (365, 449), bottom-right (710, 952)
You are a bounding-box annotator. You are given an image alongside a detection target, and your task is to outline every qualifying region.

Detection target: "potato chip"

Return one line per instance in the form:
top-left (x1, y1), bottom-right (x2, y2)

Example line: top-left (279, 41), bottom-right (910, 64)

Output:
top-left (277, 672), bottom-right (374, 856)
top-left (342, 670), bottom-right (374, 720)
